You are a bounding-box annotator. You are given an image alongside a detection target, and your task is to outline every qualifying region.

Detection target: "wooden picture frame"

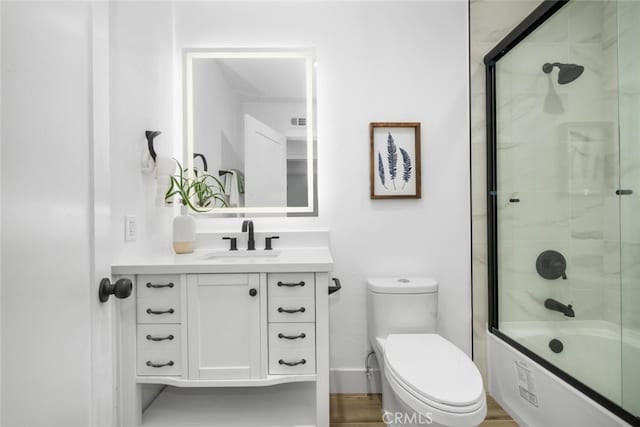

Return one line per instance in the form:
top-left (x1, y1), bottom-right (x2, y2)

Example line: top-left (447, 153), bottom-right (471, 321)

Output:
top-left (370, 122), bottom-right (421, 199)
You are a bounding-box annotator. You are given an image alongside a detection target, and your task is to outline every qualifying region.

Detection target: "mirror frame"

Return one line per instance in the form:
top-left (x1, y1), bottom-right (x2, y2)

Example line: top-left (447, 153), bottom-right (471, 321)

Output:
top-left (183, 48), bottom-right (316, 215)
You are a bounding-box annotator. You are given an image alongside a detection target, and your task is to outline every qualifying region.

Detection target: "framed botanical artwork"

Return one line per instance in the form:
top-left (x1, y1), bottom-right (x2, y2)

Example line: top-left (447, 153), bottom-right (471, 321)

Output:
top-left (370, 122), bottom-right (421, 199)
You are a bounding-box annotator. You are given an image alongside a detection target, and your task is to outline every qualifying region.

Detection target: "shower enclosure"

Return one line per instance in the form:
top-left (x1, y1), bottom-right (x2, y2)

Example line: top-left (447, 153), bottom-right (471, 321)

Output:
top-left (485, 0), bottom-right (639, 424)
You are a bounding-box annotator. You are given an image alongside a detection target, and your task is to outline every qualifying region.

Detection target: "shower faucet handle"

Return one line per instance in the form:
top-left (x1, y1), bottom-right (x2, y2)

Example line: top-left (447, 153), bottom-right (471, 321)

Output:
top-left (536, 250), bottom-right (567, 280)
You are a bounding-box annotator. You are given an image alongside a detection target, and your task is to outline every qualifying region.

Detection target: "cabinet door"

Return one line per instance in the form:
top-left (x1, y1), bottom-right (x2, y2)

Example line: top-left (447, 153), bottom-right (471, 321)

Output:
top-left (187, 273), bottom-right (262, 380)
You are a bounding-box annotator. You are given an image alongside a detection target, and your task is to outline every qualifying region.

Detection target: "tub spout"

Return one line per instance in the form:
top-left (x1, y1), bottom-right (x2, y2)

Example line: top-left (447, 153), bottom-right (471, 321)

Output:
top-left (544, 298), bottom-right (575, 318)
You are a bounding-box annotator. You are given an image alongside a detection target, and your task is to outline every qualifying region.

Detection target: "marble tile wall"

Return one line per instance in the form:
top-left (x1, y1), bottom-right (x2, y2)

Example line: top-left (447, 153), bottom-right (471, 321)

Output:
top-left (470, 0), bottom-right (542, 384)
top-left (470, 0), bottom-right (629, 385)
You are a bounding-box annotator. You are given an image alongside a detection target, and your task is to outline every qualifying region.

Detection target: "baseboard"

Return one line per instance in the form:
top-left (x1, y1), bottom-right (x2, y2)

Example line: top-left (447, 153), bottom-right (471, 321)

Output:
top-left (330, 368), bottom-right (382, 394)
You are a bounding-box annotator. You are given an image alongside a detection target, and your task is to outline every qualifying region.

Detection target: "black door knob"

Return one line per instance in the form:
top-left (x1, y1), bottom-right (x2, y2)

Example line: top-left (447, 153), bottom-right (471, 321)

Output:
top-left (249, 288), bottom-right (258, 297)
top-left (99, 278), bottom-right (133, 303)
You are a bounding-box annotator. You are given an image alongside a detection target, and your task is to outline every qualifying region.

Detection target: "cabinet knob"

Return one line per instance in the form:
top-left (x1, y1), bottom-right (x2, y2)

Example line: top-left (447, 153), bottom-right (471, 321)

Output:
top-left (146, 308), bottom-right (175, 315)
top-left (146, 282), bottom-right (174, 289)
top-left (277, 281), bottom-right (305, 287)
top-left (146, 361), bottom-right (174, 368)
top-left (146, 334), bottom-right (174, 342)
top-left (278, 333), bottom-right (306, 340)
top-left (278, 359), bottom-right (306, 366)
top-left (278, 307), bottom-right (306, 314)
top-left (249, 288), bottom-right (258, 297)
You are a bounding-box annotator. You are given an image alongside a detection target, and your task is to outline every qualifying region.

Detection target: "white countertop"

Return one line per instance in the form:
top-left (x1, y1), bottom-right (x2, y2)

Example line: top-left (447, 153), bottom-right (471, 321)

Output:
top-left (111, 246), bottom-right (333, 275)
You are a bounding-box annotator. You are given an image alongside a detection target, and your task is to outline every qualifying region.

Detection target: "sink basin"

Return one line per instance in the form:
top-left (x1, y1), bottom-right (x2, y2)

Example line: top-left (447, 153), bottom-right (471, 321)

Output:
top-left (204, 250), bottom-right (281, 260)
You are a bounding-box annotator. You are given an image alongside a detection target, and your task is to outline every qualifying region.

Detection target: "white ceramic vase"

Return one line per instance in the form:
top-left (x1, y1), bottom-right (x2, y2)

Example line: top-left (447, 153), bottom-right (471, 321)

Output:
top-left (173, 214), bottom-right (195, 254)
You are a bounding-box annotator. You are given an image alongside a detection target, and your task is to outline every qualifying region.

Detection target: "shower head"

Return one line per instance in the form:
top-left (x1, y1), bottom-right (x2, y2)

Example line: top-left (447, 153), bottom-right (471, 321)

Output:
top-left (544, 73), bottom-right (564, 114)
top-left (542, 62), bottom-right (585, 84)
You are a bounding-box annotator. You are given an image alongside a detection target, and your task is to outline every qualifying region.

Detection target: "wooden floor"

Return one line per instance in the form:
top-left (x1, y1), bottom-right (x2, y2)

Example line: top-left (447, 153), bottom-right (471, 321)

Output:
top-left (330, 394), bottom-right (518, 427)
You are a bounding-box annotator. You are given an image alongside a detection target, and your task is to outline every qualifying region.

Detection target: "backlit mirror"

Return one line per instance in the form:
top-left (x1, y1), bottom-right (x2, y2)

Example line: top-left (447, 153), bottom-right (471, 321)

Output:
top-left (184, 49), bottom-right (317, 216)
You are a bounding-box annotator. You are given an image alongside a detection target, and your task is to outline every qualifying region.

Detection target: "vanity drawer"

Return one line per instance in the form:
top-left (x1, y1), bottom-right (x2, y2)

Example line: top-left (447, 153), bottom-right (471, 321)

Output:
top-left (269, 324), bottom-right (316, 375)
top-left (137, 275), bottom-right (181, 299)
top-left (267, 273), bottom-right (315, 299)
top-left (137, 298), bottom-right (181, 324)
top-left (137, 324), bottom-right (182, 376)
top-left (268, 296), bottom-right (315, 323)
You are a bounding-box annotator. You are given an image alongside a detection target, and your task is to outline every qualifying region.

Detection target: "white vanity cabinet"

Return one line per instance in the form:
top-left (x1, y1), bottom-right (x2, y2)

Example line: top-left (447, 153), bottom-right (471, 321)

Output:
top-left (136, 275), bottom-right (186, 377)
top-left (267, 273), bottom-right (317, 375)
top-left (114, 246), bottom-right (332, 427)
top-left (187, 273), bottom-right (263, 380)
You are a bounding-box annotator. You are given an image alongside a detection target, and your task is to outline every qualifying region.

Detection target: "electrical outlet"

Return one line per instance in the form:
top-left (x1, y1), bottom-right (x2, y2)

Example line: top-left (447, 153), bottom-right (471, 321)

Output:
top-left (125, 216), bottom-right (136, 241)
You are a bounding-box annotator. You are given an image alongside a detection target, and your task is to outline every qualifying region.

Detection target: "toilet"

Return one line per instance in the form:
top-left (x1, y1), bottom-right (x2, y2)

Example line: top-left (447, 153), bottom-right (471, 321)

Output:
top-left (367, 277), bottom-right (487, 427)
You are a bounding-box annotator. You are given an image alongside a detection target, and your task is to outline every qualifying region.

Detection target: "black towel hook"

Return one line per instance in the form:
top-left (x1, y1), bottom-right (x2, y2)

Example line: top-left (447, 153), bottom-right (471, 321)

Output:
top-left (194, 153), bottom-right (208, 172)
top-left (329, 277), bottom-right (342, 295)
top-left (145, 130), bottom-right (161, 162)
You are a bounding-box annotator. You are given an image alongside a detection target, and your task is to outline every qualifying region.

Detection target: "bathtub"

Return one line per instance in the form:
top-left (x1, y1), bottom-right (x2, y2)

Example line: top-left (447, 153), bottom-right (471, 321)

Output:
top-left (488, 321), bottom-right (639, 427)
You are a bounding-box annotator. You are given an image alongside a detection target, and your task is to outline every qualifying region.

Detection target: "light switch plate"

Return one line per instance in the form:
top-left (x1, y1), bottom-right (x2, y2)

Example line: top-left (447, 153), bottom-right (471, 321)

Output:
top-left (125, 215), bottom-right (136, 241)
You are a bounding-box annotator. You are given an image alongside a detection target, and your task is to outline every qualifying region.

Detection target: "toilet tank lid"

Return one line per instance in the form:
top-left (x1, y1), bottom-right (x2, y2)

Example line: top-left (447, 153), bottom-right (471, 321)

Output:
top-left (367, 277), bottom-right (438, 294)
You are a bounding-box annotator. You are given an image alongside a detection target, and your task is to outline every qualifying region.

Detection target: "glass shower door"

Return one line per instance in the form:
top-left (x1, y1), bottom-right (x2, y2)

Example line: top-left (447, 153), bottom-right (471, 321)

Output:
top-left (493, 0), bottom-right (624, 404)
top-left (618, 0), bottom-right (640, 417)
top-left (486, 0), bottom-right (639, 423)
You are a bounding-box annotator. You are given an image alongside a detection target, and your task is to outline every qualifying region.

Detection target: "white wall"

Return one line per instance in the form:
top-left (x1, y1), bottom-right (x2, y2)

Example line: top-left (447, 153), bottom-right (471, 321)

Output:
top-left (110, 1), bottom-right (470, 392)
top-left (109, 1), bottom-right (177, 259)
top-left (1, 2), bottom-right (94, 425)
top-left (193, 59), bottom-right (244, 175)
top-left (243, 100), bottom-right (308, 140)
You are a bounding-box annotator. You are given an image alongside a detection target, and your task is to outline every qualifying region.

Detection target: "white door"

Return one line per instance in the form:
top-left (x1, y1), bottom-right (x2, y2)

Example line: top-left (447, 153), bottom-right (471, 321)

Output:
top-left (244, 114), bottom-right (287, 208)
top-left (187, 274), bottom-right (262, 380)
top-left (1, 2), bottom-right (115, 426)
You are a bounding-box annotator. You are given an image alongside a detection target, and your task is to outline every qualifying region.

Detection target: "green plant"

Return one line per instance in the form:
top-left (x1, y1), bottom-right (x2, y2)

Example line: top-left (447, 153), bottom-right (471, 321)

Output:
top-left (164, 160), bottom-right (227, 212)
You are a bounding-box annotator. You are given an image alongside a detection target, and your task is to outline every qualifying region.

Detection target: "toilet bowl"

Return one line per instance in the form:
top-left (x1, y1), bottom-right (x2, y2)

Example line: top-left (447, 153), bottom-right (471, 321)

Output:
top-left (367, 278), bottom-right (487, 427)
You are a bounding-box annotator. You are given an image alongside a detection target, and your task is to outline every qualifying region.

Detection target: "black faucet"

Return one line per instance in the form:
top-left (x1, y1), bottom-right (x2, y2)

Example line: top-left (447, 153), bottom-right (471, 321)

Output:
top-left (241, 220), bottom-right (255, 251)
top-left (544, 298), bottom-right (575, 318)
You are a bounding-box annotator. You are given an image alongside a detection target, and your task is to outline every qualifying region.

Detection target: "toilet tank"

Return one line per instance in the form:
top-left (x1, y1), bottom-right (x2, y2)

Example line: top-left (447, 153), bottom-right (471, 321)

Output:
top-left (367, 277), bottom-right (438, 344)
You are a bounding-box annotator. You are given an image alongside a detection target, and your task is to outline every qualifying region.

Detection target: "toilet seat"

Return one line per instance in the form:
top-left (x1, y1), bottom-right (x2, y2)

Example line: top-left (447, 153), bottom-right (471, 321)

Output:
top-left (383, 334), bottom-right (486, 422)
top-left (385, 367), bottom-right (487, 426)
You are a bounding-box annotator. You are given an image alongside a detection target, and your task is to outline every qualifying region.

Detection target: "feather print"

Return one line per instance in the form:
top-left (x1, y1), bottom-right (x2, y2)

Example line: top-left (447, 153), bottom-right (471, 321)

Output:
top-left (378, 152), bottom-right (388, 189)
top-left (400, 147), bottom-right (412, 189)
top-left (387, 132), bottom-right (398, 190)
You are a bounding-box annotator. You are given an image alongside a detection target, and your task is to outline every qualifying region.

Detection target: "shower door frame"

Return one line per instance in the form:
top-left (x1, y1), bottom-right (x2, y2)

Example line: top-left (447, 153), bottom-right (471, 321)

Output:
top-left (484, 1), bottom-right (639, 425)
